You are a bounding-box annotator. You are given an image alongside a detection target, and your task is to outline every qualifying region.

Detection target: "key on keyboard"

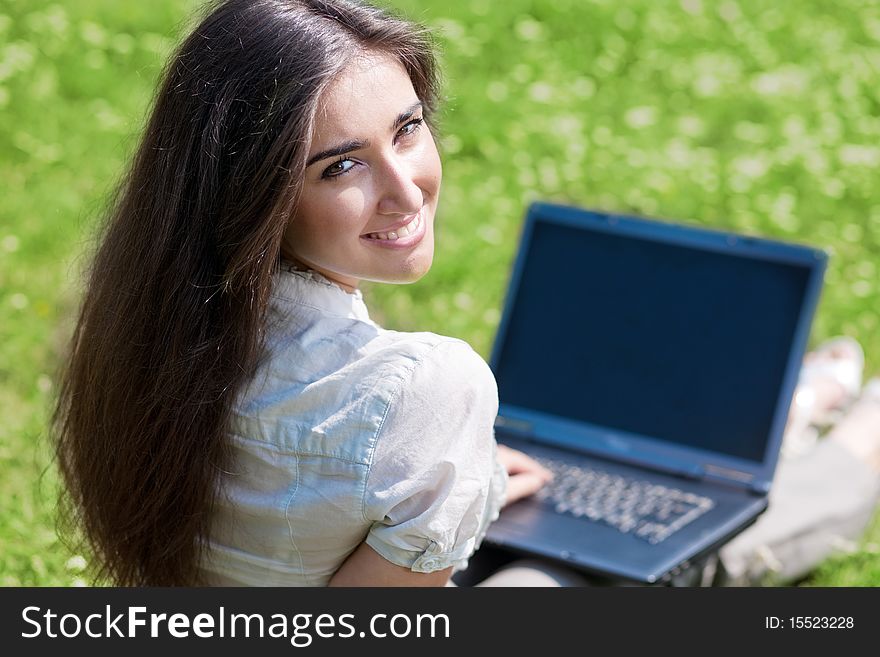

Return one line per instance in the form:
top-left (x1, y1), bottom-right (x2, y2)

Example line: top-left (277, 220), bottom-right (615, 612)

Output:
top-left (532, 455), bottom-right (715, 544)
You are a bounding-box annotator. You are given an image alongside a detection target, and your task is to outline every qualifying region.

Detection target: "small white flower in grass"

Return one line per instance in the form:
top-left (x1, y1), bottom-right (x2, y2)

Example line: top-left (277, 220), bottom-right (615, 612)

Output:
top-left (90, 99), bottom-right (124, 131)
top-left (442, 134), bottom-right (461, 155)
top-left (728, 174), bottom-right (752, 194)
top-left (680, 0), bottom-right (702, 15)
top-left (538, 159), bottom-right (559, 189)
top-left (432, 18), bottom-right (465, 41)
top-left (10, 293), bottom-right (28, 309)
top-left (515, 18), bottom-right (543, 42)
top-left (624, 106), bottom-right (656, 129)
top-left (511, 64), bottom-right (531, 84)
top-left (856, 261), bottom-right (875, 279)
top-left (694, 73), bottom-right (721, 97)
top-left (454, 293), bottom-right (473, 311)
top-left (111, 33), bottom-right (134, 56)
top-left (477, 225), bottom-right (502, 245)
top-left (646, 171), bottom-right (673, 194)
top-left (571, 78), bottom-right (595, 99)
top-left (517, 169), bottom-right (536, 187)
top-left (528, 82), bottom-right (552, 103)
top-left (822, 178), bottom-right (846, 199)
top-left (140, 33), bottom-right (173, 57)
top-left (79, 21), bottom-right (107, 47)
top-left (2, 235), bottom-right (19, 252)
top-left (851, 281), bottom-right (872, 298)
top-left (30, 555), bottom-right (47, 578)
top-left (66, 555), bottom-right (87, 572)
top-left (43, 6), bottom-right (70, 36)
top-left (732, 155), bottom-right (769, 179)
top-left (430, 296), bottom-right (449, 314)
top-left (677, 116), bottom-right (705, 138)
top-left (37, 374), bottom-right (52, 393)
top-left (782, 115), bottom-right (806, 138)
top-left (838, 144), bottom-right (880, 168)
top-left (751, 68), bottom-right (809, 96)
top-left (483, 307), bottom-right (500, 326)
top-left (804, 151), bottom-right (829, 176)
top-left (0, 42), bottom-right (37, 79)
top-left (718, 1), bottom-right (741, 23)
top-left (492, 197), bottom-right (515, 215)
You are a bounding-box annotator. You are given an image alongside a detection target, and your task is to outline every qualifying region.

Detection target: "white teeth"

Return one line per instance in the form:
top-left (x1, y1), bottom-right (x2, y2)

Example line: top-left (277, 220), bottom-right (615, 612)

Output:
top-left (366, 213), bottom-right (420, 241)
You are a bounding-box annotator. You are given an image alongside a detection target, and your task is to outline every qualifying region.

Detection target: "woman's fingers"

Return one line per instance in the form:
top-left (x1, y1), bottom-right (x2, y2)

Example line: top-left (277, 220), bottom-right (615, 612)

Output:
top-left (496, 444), bottom-right (553, 478)
top-left (504, 472), bottom-right (550, 506)
top-left (496, 444), bottom-right (554, 507)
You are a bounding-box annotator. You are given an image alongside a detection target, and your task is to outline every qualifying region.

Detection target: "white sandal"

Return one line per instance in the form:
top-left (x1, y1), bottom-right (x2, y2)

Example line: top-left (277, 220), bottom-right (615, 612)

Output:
top-left (782, 336), bottom-right (864, 457)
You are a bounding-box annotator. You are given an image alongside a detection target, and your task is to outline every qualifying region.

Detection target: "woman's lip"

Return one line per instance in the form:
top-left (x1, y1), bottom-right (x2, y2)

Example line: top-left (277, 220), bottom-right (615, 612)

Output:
top-left (360, 210), bottom-right (426, 249)
top-left (360, 212), bottom-right (420, 238)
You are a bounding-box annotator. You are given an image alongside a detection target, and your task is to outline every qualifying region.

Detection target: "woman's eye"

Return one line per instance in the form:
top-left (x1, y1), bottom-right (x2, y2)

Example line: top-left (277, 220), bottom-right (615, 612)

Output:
top-left (396, 117), bottom-right (424, 141)
top-left (322, 158), bottom-right (356, 179)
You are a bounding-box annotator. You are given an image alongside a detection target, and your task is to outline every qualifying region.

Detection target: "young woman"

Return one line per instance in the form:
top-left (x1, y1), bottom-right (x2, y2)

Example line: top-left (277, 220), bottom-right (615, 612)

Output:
top-left (52, 0), bottom-right (550, 587)
top-left (54, 0), bottom-right (880, 588)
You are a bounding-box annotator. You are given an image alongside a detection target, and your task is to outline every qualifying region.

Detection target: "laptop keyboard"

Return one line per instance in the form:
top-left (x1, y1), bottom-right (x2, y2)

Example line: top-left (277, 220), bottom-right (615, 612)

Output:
top-left (532, 455), bottom-right (716, 544)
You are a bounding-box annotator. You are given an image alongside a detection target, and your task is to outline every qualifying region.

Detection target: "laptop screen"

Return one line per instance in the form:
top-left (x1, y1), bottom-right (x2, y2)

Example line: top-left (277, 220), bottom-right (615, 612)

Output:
top-left (493, 216), bottom-right (813, 464)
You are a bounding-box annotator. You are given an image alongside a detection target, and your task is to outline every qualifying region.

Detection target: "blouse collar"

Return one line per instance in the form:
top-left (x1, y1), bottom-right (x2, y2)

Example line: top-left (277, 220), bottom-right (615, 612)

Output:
top-left (273, 259), bottom-right (372, 322)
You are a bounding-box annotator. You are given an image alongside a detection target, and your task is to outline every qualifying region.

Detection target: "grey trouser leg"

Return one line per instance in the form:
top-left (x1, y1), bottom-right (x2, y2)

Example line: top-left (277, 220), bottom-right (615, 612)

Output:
top-left (474, 558), bottom-right (593, 587)
top-left (715, 439), bottom-right (880, 586)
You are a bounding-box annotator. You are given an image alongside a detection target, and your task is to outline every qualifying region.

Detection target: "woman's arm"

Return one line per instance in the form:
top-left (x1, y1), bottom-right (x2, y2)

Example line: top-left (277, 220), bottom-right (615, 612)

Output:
top-left (328, 542), bottom-right (453, 587)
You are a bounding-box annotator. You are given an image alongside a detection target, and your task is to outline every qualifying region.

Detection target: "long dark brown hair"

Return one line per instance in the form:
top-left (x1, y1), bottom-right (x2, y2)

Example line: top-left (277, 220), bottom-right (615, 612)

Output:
top-left (52, 0), bottom-right (440, 586)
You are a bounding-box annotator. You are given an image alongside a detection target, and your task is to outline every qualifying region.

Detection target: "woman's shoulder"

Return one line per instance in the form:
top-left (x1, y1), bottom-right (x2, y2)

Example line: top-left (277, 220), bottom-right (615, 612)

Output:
top-left (373, 332), bottom-right (498, 443)
top-left (370, 330), bottom-right (495, 388)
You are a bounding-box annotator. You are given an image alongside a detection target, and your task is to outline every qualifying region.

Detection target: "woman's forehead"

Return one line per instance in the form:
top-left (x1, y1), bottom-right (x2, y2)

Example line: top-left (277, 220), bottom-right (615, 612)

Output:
top-left (310, 53), bottom-right (418, 139)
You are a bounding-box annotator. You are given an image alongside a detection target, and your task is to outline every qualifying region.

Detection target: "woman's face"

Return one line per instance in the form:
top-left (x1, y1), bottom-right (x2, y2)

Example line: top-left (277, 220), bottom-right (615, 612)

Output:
top-left (281, 52), bottom-right (442, 292)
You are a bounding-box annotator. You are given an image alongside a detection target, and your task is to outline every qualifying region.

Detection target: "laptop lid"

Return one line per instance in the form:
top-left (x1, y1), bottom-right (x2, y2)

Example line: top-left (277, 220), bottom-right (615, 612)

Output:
top-left (489, 202), bottom-right (827, 494)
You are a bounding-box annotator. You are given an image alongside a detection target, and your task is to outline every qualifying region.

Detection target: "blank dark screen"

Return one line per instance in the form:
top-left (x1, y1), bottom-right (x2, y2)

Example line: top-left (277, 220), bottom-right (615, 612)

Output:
top-left (494, 221), bottom-right (811, 463)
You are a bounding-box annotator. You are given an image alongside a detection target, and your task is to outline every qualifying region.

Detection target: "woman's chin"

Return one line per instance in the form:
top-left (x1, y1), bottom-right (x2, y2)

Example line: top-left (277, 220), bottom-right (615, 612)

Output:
top-left (373, 253), bottom-right (435, 285)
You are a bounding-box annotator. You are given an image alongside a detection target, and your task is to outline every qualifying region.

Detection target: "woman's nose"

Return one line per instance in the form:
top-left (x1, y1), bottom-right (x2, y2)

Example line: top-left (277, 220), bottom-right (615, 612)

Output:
top-left (376, 156), bottom-right (423, 216)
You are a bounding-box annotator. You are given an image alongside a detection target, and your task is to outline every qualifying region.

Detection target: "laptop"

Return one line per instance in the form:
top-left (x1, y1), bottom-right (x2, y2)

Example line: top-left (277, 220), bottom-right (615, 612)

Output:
top-left (482, 201), bottom-right (827, 584)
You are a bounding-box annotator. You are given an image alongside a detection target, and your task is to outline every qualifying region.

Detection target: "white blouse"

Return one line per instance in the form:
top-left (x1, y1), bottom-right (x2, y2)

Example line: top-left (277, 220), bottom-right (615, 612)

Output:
top-left (199, 262), bottom-right (508, 586)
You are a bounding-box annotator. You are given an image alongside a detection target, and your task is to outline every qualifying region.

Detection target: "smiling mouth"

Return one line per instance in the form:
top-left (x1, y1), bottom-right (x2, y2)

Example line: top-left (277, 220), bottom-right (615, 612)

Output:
top-left (362, 212), bottom-right (421, 241)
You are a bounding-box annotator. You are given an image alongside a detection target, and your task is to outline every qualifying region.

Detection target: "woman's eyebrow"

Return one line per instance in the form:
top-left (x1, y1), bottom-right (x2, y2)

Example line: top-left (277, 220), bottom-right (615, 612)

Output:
top-left (306, 139), bottom-right (369, 167)
top-left (306, 101), bottom-right (424, 168)
top-left (392, 101), bottom-right (423, 130)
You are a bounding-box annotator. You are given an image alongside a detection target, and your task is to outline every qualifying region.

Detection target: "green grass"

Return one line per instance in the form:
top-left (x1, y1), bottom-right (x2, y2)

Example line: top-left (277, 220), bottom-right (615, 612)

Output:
top-left (1, 0), bottom-right (878, 586)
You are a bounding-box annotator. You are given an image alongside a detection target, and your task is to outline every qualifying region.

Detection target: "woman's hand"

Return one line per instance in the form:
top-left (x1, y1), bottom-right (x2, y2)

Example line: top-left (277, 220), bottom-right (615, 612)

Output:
top-left (496, 444), bottom-right (553, 507)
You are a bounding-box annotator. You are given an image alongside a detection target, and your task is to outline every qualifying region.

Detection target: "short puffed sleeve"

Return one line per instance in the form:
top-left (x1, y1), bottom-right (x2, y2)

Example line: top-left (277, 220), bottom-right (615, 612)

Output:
top-left (363, 339), bottom-right (508, 573)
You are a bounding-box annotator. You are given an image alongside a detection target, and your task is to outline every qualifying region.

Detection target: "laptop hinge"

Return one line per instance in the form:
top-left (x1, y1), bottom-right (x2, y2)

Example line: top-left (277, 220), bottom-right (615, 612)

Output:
top-left (702, 463), bottom-right (764, 491)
